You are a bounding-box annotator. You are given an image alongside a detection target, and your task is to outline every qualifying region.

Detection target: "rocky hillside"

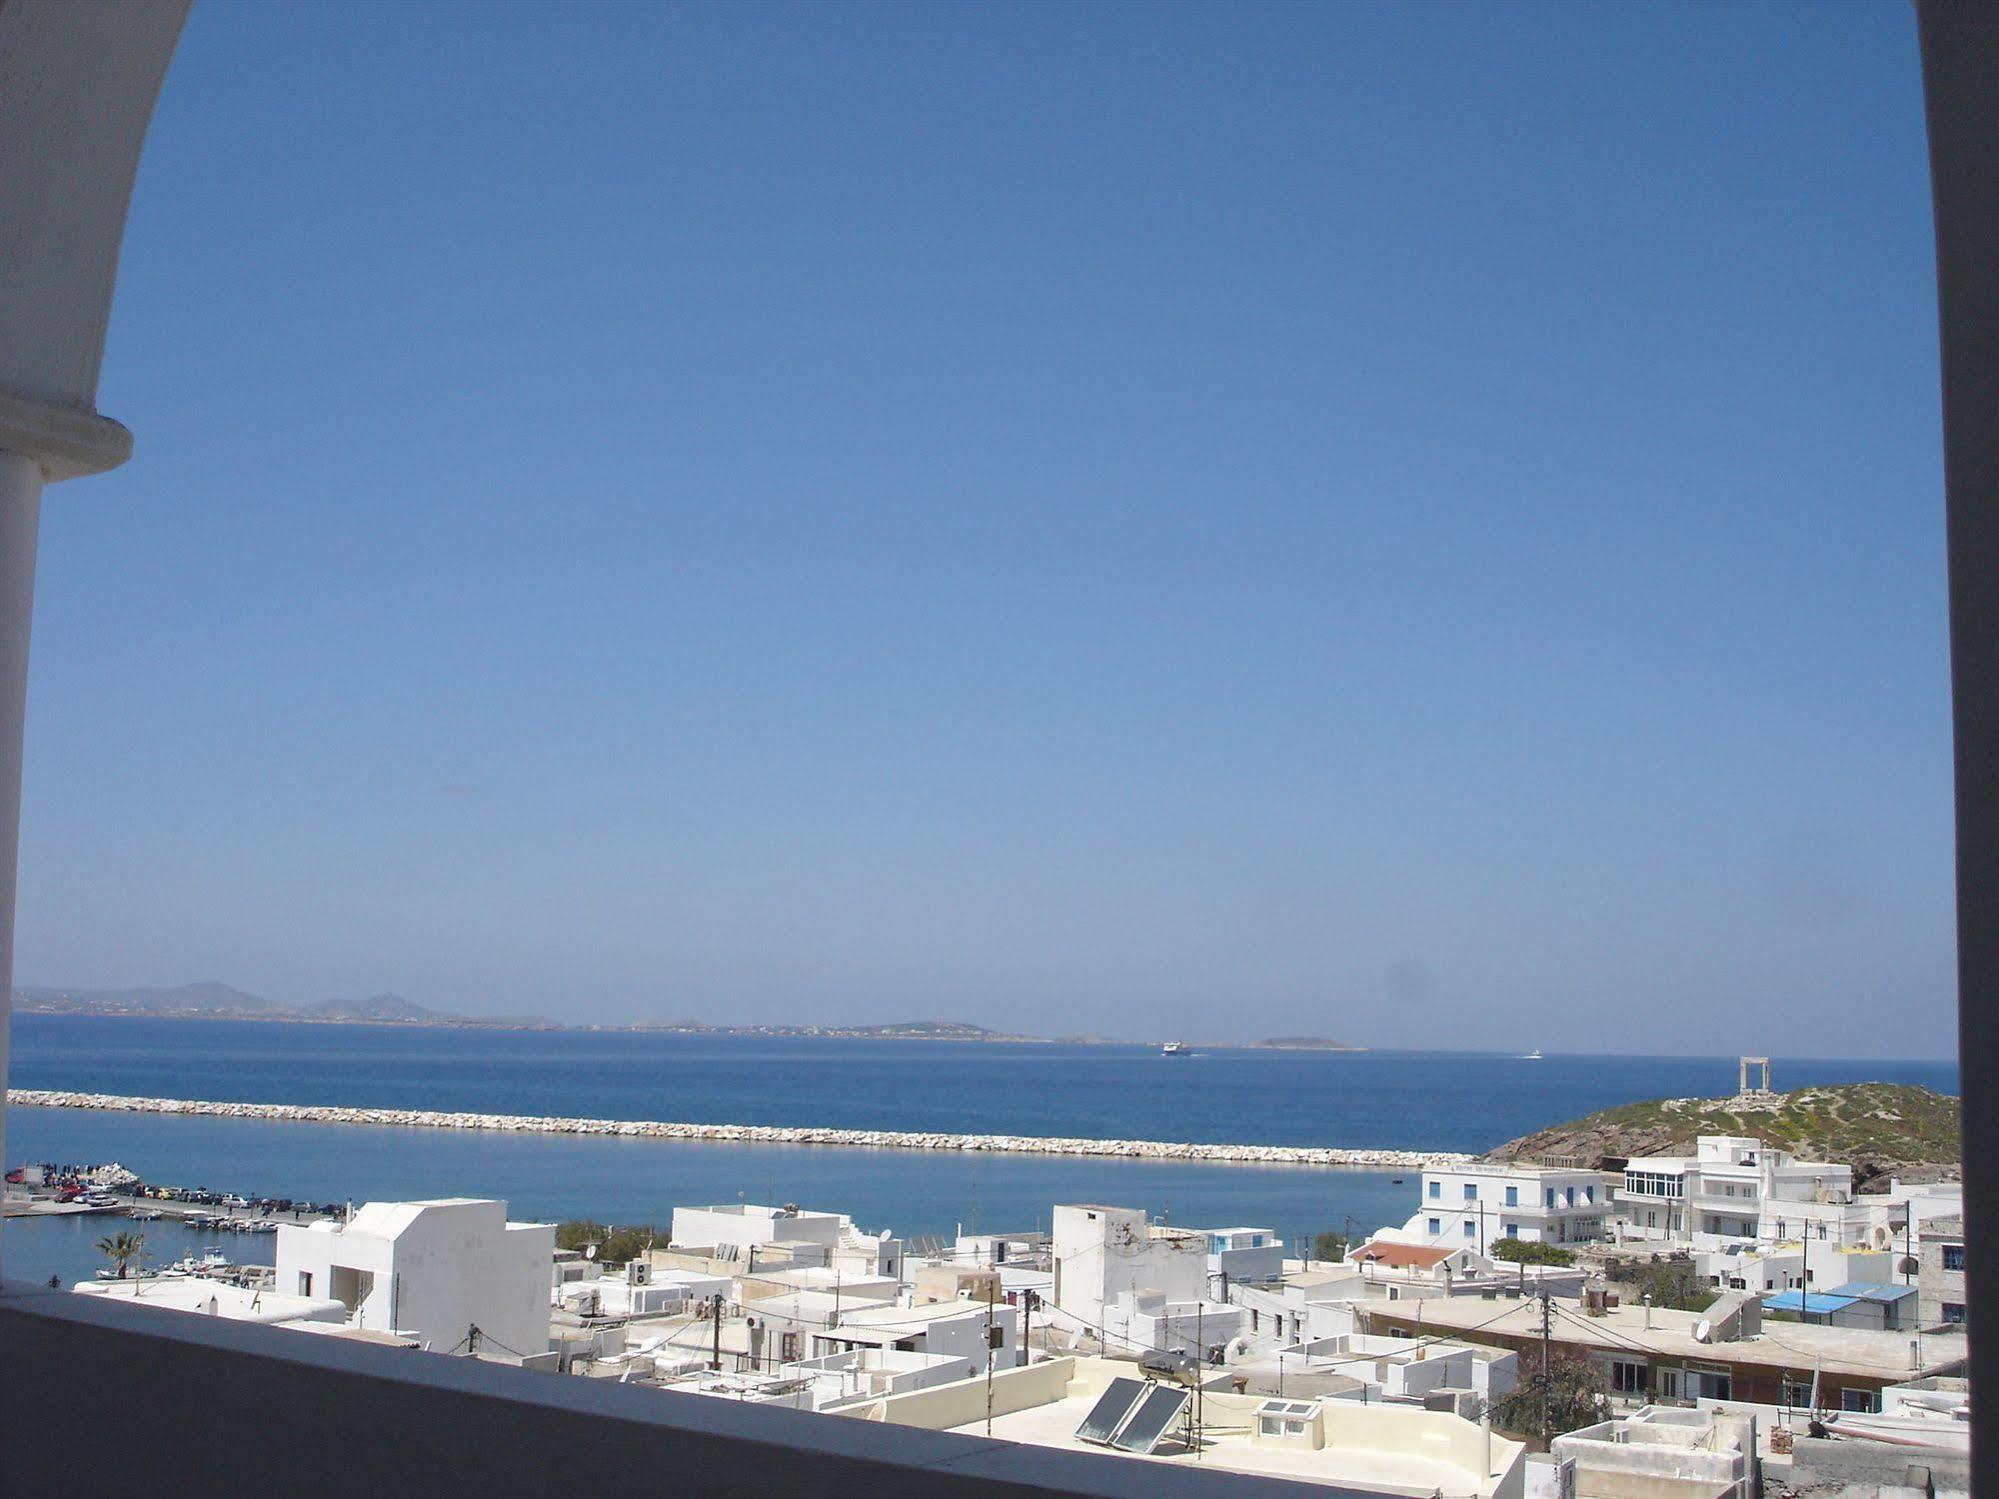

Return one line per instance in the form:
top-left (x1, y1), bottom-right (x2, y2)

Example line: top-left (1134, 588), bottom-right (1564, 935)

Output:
top-left (1487, 1082), bottom-right (1960, 1189)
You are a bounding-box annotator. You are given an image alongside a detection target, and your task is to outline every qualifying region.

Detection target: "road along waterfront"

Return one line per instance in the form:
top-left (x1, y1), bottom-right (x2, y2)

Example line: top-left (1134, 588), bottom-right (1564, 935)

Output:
top-left (13, 1090), bottom-right (1476, 1168)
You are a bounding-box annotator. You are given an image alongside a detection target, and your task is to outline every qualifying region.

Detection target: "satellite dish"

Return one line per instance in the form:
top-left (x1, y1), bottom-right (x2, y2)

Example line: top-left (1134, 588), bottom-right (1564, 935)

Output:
top-left (1693, 1319), bottom-right (1713, 1343)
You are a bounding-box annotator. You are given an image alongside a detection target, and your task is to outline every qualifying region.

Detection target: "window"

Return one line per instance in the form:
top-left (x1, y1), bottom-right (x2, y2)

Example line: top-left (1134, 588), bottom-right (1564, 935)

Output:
top-left (1505, 1222), bottom-right (1520, 1238)
top-left (1584, 1185), bottom-right (1595, 1204)
top-left (1427, 1218), bottom-right (1442, 1235)
top-left (1505, 1186), bottom-right (1519, 1207)
top-left (1841, 1388), bottom-right (1880, 1414)
top-left (1463, 1220), bottom-right (1476, 1238)
top-left (297, 1271), bottom-right (312, 1297)
top-left (1545, 1189), bottom-right (1556, 1208)
top-left (1610, 1358), bottom-right (1647, 1394)
top-left (1944, 1302), bottom-right (1967, 1325)
top-left (1944, 1245), bottom-right (1966, 1271)
top-left (1258, 1400), bottom-right (1317, 1438)
top-left (1565, 1187), bottom-right (1576, 1207)
top-left (1463, 1183), bottom-right (1478, 1202)
top-left (1428, 1180), bottom-right (1441, 1200)
top-left (987, 1326), bottom-right (1005, 1350)
top-left (1782, 1379), bottom-right (1813, 1409)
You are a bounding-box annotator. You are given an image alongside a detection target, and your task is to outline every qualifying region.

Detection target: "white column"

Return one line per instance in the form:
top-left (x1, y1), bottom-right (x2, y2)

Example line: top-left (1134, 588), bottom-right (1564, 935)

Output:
top-left (0, 450), bottom-right (43, 1273)
top-left (0, 0), bottom-right (190, 1286)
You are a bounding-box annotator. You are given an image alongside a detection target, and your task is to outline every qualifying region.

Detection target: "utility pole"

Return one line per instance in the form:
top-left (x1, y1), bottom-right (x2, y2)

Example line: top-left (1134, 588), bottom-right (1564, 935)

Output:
top-left (985, 1291), bottom-right (997, 1435)
top-left (1538, 1291), bottom-right (1553, 1445)
top-left (1195, 1299), bottom-right (1206, 1459)
top-left (710, 1293), bottom-right (723, 1371)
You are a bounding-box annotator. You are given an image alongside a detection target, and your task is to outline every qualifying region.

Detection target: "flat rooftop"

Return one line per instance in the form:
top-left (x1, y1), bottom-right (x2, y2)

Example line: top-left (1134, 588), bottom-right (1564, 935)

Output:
top-left (72, 1277), bottom-right (345, 1325)
top-left (946, 1378), bottom-right (1519, 1496)
top-left (1371, 1296), bottom-right (1966, 1380)
top-left (836, 1301), bottom-right (1001, 1329)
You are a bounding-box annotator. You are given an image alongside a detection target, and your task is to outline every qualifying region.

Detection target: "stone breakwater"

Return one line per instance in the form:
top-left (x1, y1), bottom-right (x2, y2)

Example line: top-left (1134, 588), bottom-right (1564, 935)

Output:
top-left (12, 1090), bottom-right (1475, 1169)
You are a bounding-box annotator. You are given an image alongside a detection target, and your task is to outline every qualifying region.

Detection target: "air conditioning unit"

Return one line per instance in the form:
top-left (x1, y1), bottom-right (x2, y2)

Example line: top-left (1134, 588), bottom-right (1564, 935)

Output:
top-left (626, 1261), bottom-right (651, 1286)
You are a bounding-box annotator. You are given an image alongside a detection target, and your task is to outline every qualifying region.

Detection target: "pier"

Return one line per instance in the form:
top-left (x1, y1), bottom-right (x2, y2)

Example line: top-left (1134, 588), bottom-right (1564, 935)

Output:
top-left (11, 1089), bottom-right (1476, 1169)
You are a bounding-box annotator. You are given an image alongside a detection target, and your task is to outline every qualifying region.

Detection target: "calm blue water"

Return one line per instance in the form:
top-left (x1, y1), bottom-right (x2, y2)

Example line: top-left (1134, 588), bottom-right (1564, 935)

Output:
top-left (2, 1018), bottom-right (1957, 1286)
top-left (4, 1017), bottom-right (1959, 1152)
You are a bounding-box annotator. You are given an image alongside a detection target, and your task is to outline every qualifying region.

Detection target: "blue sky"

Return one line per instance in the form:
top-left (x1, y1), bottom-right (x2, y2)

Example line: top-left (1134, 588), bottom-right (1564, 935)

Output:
top-left (15, 1), bottom-right (1956, 1054)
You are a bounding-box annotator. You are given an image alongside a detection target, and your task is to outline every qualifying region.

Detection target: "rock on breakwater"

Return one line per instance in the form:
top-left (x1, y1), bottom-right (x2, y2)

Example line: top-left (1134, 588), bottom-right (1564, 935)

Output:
top-left (11, 1090), bottom-right (1474, 1169)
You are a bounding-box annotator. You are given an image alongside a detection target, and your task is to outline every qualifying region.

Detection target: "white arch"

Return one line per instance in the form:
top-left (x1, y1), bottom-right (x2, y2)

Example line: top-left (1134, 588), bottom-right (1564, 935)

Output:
top-left (0, 0), bottom-right (191, 1270)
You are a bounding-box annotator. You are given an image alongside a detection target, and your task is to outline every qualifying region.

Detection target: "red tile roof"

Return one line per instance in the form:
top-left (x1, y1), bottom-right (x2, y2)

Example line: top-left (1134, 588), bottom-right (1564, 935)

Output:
top-left (1352, 1240), bottom-right (1456, 1269)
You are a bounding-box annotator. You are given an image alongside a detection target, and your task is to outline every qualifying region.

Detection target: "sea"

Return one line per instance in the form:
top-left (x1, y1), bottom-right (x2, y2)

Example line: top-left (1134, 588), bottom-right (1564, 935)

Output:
top-left (1, 1015), bottom-right (1958, 1289)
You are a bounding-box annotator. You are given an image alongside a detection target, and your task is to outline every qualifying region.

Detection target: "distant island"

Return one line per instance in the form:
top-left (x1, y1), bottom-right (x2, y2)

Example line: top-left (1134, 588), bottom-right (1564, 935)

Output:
top-left (614, 1018), bottom-right (1047, 1042)
top-left (14, 986), bottom-right (1042, 1041)
top-left (16, 985), bottom-right (1366, 1051)
top-left (15, 983), bottom-right (561, 1030)
top-left (1488, 1081), bottom-right (1961, 1188)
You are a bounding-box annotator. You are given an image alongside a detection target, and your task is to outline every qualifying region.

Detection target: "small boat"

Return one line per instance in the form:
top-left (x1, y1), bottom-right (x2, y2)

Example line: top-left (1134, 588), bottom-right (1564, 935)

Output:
top-left (1522, 1048), bottom-right (1543, 1061)
top-left (1162, 1041), bottom-right (1191, 1057)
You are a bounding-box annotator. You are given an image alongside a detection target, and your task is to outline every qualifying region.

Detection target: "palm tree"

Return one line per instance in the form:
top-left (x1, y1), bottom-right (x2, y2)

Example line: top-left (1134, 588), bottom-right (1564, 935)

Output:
top-left (96, 1230), bottom-right (145, 1280)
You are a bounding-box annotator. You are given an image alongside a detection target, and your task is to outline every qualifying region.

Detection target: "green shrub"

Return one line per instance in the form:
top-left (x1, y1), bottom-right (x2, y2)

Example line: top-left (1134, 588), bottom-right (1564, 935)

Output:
top-left (554, 1219), bottom-right (662, 1264)
top-left (1491, 1237), bottom-right (1575, 1266)
top-left (1604, 1253), bottom-right (1716, 1313)
top-left (1312, 1231), bottom-right (1349, 1261)
top-left (1491, 1347), bottom-right (1610, 1441)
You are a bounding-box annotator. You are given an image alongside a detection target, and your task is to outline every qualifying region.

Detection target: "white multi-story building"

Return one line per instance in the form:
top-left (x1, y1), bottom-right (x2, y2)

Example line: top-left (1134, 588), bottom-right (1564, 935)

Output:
top-left (275, 1198), bottom-right (554, 1358)
top-left (1383, 1163), bottom-right (1609, 1250)
top-left (1618, 1135), bottom-right (1853, 1244)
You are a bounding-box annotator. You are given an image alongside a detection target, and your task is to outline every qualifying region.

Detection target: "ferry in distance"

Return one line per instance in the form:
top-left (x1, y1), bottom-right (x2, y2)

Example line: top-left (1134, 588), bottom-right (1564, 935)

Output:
top-left (1162, 1041), bottom-right (1191, 1057)
top-left (1522, 1048), bottom-right (1543, 1061)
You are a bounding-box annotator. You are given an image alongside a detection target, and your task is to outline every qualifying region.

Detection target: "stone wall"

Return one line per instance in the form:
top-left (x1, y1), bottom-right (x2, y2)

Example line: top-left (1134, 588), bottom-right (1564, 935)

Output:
top-left (10, 1090), bottom-right (1473, 1169)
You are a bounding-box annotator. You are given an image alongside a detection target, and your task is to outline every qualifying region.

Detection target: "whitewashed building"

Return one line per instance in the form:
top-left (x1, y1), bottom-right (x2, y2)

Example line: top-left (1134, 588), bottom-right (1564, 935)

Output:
top-left (1050, 1203), bottom-right (1210, 1329)
top-left (1618, 1135), bottom-right (1853, 1244)
top-left (809, 1298), bottom-right (1019, 1375)
top-left (1383, 1163), bottom-right (1609, 1250)
top-left (786, 1347), bottom-right (974, 1409)
top-left (1278, 1332), bottom-right (1520, 1404)
top-left (1199, 1226), bottom-right (1285, 1284)
top-left (275, 1198), bottom-right (553, 1358)
top-left (669, 1202), bottom-right (903, 1279)
top-left (1101, 1287), bottom-right (1247, 1360)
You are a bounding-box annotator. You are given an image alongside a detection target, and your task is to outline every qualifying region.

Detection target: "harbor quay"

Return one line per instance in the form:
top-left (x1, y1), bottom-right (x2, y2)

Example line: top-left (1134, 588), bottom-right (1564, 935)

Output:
top-left (10, 1090), bottom-right (1476, 1170)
